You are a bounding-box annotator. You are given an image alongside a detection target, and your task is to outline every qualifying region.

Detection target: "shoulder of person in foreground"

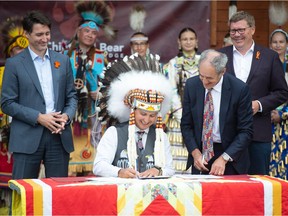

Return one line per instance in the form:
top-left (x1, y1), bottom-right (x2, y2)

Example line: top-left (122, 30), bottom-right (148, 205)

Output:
top-left (185, 74), bottom-right (201, 86)
top-left (49, 49), bottom-right (70, 59)
top-left (218, 45), bottom-right (233, 53)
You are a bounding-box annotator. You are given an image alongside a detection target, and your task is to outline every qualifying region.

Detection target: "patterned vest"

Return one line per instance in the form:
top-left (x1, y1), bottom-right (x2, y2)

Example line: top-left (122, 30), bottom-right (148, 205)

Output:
top-left (113, 122), bottom-right (156, 172)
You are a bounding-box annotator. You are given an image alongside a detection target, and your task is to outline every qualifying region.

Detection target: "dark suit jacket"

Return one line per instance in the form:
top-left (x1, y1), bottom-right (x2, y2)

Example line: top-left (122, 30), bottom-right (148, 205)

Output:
top-left (1, 48), bottom-right (77, 154)
top-left (219, 44), bottom-right (288, 142)
top-left (181, 73), bottom-right (253, 174)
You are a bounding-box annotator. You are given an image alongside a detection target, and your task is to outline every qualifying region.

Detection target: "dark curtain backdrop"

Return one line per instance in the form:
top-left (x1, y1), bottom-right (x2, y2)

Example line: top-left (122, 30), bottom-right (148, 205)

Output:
top-left (0, 1), bottom-right (210, 65)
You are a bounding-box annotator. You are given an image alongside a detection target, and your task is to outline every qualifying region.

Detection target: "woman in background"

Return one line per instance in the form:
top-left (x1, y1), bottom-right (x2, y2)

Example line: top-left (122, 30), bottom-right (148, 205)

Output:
top-left (269, 29), bottom-right (288, 180)
top-left (163, 27), bottom-right (200, 174)
top-left (222, 32), bottom-right (233, 47)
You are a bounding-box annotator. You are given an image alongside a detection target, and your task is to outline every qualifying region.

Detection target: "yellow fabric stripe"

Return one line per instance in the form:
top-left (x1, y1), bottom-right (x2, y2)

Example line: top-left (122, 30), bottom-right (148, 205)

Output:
top-left (24, 179), bottom-right (43, 215)
top-left (193, 190), bottom-right (202, 214)
top-left (117, 188), bottom-right (126, 215)
top-left (9, 180), bottom-right (27, 216)
top-left (255, 175), bottom-right (282, 215)
top-left (0, 66), bottom-right (4, 90)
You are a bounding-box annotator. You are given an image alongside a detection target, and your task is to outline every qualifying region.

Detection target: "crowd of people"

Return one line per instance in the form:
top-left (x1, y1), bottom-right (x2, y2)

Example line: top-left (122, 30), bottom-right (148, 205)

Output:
top-left (0, 3), bottom-right (288, 212)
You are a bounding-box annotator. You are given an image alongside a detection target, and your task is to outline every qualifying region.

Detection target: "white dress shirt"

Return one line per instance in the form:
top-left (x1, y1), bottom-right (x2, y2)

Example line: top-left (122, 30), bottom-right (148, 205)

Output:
top-left (93, 126), bottom-right (175, 177)
top-left (233, 42), bottom-right (262, 111)
top-left (233, 42), bottom-right (254, 83)
top-left (28, 47), bottom-right (55, 114)
top-left (206, 75), bottom-right (223, 143)
top-left (205, 76), bottom-right (232, 161)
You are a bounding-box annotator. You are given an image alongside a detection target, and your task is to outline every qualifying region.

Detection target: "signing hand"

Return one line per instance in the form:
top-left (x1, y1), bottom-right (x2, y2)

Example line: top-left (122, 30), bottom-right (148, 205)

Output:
top-left (118, 168), bottom-right (138, 178)
top-left (138, 167), bottom-right (160, 178)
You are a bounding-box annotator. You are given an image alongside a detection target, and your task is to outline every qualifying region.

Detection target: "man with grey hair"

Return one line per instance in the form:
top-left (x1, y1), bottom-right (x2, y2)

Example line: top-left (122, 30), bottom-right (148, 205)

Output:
top-left (219, 11), bottom-right (288, 175)
top-left (181, 49), bottom-right (253, 175)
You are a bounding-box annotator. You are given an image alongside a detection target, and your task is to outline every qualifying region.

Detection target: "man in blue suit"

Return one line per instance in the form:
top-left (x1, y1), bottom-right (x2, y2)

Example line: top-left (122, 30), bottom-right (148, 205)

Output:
top-left (181, 49), bottom-right (253, 175)
top-left (219, 11), bottom-right (288, 175)
top-left (1, 11), bottom-right (77, 179)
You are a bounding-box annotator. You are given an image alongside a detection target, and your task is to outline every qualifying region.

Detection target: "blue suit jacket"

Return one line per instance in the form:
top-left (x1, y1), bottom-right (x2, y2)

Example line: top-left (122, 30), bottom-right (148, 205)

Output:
top-left (1, 48), bottom-right (77, 154)
top-left (181, 73), bottom-right (253, 173)
top-left (219, 44), bottom-right (288, 142)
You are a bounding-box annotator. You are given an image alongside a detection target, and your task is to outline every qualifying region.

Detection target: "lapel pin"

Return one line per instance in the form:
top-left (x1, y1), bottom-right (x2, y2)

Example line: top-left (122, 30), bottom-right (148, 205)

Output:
top-left (256, 51), bottom-right (260, 60)
top-left (54, 61), bottom-right (60, 69)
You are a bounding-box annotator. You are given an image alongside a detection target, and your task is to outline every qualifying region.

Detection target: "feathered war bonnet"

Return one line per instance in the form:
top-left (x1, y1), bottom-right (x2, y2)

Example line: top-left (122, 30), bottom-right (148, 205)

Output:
top-left (130, 4), bottom-right (146, 33)
top-left (104, 53), bottom-right (172, 168)
top-left (129, 4), bottom-right (149, 44)
top-left (75, 1), bottom-right (116, 40)
top-left (269, 1), bottom-right (288, 43)
top-left (0, 16), bottom-right (29, 58)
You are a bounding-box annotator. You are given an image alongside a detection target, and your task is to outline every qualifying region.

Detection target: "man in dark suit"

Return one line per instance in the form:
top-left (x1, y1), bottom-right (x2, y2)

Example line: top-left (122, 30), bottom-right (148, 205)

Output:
top-left (219, 11), bottom-right (288, 175)
top-left (1, 11), bottom-right (77, 179)
top-left (181, 49), bottom-right (253, 175)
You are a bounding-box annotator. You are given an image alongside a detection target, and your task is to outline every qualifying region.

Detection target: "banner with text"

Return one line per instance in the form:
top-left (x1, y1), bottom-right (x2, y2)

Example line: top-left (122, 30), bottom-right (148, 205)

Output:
top-left (0, 1), bottom-right (210, 65)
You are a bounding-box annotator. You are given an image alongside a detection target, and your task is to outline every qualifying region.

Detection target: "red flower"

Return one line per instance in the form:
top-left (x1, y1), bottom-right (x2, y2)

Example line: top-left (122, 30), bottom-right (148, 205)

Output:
top-left (54, 61), bottom-right (61, 69)
top-left (256, 51), bottom-right (260, 60)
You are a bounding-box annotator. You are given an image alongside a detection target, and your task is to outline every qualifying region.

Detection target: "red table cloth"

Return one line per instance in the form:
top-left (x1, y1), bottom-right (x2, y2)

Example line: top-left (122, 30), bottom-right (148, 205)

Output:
top-left (9, 175), bottom-right (288, 215)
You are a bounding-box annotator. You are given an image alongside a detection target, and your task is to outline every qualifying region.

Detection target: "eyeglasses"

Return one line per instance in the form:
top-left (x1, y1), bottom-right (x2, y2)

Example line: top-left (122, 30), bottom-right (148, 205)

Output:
top-left (229, 27), bottom-right (251, 35)
top-left (131, 42), bottom-right (148, 46)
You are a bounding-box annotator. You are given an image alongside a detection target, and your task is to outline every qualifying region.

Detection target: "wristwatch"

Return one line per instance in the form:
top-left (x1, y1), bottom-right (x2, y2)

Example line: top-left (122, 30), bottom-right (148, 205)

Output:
top-left (153, 165), bottom-right (163, 176)
top-left (221, 153), bottom-right (230, 162)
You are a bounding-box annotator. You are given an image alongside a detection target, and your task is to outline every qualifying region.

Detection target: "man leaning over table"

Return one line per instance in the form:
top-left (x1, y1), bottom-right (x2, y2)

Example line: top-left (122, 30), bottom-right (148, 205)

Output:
top-left (181, 49), bottom-right (253, 176)
top-left (93, 54), bottom-right (174, 178)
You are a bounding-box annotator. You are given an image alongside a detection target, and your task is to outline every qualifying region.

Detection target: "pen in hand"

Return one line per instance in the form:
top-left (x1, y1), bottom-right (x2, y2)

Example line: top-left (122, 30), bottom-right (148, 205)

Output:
top-left (135, 159), bottom-right (140, 178)
top-left (128, 160), bottom-right (139, 178)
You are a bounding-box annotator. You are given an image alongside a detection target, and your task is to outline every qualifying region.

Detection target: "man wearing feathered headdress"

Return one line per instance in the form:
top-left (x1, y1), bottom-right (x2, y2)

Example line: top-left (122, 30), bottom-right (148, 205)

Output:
top-left (0, 16), bottom-right (29, 59)
top-left (0, 16), bottom-right (29, 196)
top-left (93, 54), bottom-right (174, 178)
top-left (0, 16), bottom-right (29, 94)
top-left (64, 1), bottom-right (115, 176)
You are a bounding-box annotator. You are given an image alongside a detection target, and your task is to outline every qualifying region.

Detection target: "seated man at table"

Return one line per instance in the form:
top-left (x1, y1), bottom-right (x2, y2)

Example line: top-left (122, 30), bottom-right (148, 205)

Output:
top-left (93, 55), bottom-right (174, 178)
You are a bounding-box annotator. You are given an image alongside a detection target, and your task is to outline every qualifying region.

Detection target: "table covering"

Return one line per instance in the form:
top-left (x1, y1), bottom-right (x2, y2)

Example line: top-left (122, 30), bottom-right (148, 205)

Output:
top-left (9, 175), bottom-right (288, 215)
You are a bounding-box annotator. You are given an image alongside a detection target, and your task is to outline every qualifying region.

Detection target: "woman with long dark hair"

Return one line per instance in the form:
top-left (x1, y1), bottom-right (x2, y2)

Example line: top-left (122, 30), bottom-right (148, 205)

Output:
top-left (163, 27), bottom-right (200, 174)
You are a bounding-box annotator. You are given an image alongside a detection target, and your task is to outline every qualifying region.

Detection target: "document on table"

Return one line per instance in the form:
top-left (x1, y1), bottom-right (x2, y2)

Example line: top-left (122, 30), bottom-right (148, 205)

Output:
top-left (138, 176), bottom-right (171, 180)
top-left (174, 174), bottom-right (223, 179)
